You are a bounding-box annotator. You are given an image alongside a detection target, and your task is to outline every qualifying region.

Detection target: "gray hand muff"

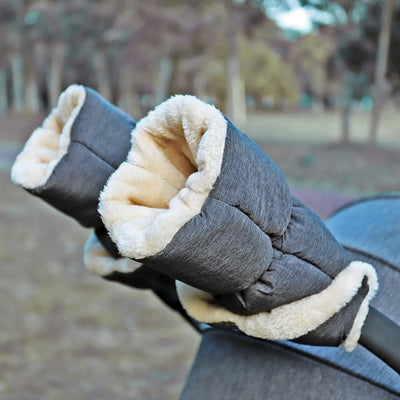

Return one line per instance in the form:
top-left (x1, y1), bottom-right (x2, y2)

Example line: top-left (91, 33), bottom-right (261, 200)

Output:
top-left (11, 84), bottom-right (134, 228)
top-left (99, 95), bottom-right (377, 350)
top-left (11, 85), bottom-right (174, 294)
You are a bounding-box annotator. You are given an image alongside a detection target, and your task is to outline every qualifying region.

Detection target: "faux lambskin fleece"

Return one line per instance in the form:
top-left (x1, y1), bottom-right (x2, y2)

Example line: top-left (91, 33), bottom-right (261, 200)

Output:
top-left (100, 95), bottom-right (378, 350)
top-left (10, 85), bottom-right (177, 301)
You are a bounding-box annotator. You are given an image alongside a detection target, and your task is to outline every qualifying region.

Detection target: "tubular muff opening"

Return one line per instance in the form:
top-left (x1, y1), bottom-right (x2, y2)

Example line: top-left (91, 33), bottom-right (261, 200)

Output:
top-left (99, 95), bottom-right (227, 260)
top-left (11, 85), bottom-right (86, 190)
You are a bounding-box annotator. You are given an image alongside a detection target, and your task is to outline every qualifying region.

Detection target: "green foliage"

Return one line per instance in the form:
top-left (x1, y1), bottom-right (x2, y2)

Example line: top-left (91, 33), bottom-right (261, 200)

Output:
top-left (290, 32), bottom-right (336, 97)
top-left (240, 36), bottom-right (300, 109)
top-left (1, 0), bottom-right (362, 113)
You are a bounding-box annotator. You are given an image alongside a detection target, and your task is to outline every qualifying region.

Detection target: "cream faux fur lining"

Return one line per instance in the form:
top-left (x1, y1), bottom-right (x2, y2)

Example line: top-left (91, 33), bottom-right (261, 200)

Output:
top-left (176, 261), bottom-right (378, 352)
top-left (11, 85), bottom-right (86, 189)
top-left (99, 95), bottom-right (227, 259)
top-left (83, 231), bottom-right (142, 276)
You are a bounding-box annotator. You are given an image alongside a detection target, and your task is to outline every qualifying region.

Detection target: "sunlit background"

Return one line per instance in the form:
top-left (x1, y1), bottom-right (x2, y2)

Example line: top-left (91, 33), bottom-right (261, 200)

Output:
top-left (0, 0), bottom-right (399, 399)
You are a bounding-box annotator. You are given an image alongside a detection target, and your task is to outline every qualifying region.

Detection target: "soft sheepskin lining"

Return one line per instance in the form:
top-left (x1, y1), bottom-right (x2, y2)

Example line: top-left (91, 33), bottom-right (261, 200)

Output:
top-left (176, 261), bottom-right (378, 352)
top-left (11, 85), bottom-right (86, 189)
top-left (99, 95), bottom-right (227, 259)
top-left (83, 232), bottom-right (142, 276)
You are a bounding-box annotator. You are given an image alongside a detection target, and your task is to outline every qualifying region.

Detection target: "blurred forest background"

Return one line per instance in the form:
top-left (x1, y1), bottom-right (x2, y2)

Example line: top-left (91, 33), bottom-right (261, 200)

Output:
top-left (0, 1), bottom-right (400, 399)
top-left (1, 0), bottom-right (400, 146)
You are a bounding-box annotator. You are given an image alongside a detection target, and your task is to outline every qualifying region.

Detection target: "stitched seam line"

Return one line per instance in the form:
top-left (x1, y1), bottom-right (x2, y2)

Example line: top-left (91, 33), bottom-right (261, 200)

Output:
top-left (71, 139), bottom-right (117, 169)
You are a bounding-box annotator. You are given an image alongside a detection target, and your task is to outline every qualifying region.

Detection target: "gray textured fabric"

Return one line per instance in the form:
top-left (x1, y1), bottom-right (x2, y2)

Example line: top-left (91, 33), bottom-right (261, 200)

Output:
top-left (210, 120), bottom-right (292, 236)
top-left (180, 197), bottom-right (400, 399)
top-left (30, 87), bottom-right (134, 228)
top-left (142, 121), bottom-right (352, 298)
top-left (179, 330), bottom-right (399, 400)
top-left (141, 119), bottom-right (367, 346)
top-left (13, 88), bottom-right (181, 309)
top-left (327, 196), bottom-right (400, 269)
top-left (282, 253), bottom-right (400, 394)
top-left (216, 247), bottom-right (332, 315)
top-left (143, 196), bottom-right (272, 294)
top-left (278, 197), bottom-right (400, 393)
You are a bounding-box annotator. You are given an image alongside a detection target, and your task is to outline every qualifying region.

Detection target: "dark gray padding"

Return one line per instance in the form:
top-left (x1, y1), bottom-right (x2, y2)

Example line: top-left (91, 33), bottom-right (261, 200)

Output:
top-left (216, 247), bottom-right (332, 315)
top-left (277, 197), bottom-right (400, 393)
top-left (327, 196), bottom-right (400, 269)
top-left (140, 118), bottom-right (369, 346)
top-left (30, 87), bottom-right (135, 227)
top-left (282, 252), bottom-right (400, 394)
top-left (142, 121), bottom-right (353, 299)
top-left (180, 198), bottom-right (400, 399)
top-left (15, 88), bottom-right (186, 316)
top-left (143, 196), bottom-right (273, 294)
top-left (272, 196), bottom-right (351, 278)
top-left (210, 120), bottom-right (292, 236)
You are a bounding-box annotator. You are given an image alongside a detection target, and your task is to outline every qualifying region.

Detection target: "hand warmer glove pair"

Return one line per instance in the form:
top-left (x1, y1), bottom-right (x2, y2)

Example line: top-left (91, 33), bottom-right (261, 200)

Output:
top-left (12, 87), bottom-right (378, 351)
top-left (98, 95), bottom-right (378, 351)
top-left (10, 85), bottom-right (181, 313)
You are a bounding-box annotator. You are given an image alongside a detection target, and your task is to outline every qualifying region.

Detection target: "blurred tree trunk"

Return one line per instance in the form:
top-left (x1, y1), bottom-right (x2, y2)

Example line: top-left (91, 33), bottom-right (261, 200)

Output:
top-left (117, 64), bottom-right (140, 117)
top-left (156, 56), bottom-right (172, 104)
top-left (193, 73), bottom-right (206, 100)
top-left (94, 49), bottom-right (112, 100)
top-left (8, 22), bottom-right (25, 113)
top-left (369, 0), bottom-right (393, 146)
top-left (48, 42), bottom-right (67, 108)
top-left (340, 70), bottom-right (352, 144)
top-left (25, 44), bottom-right (42, 113)
top-left (227, 32), bottom-right (247, 123)
top-left (225, 2), bottom-right (246, 124)
top-left (0, 68), bottom-right (7, 114)
top-left (168, 53), bottom-right (181, 96)
top-left (341, 102), bottom-right (351, 144)
top-left (10, 52), bottom-right (24, 113)
top-left (6, 1), bottom-right (25, 113)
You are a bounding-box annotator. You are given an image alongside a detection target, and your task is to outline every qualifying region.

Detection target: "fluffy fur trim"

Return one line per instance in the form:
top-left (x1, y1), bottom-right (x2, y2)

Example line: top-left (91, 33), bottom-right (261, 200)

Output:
top-left (99, 95), bottom-right (227, 259)
top-left (83, 232), bottom-right (142, 276)
top-left (176, 261), bottom-right (378, 351)
top-left (11, 85), bottom-right (86, 189)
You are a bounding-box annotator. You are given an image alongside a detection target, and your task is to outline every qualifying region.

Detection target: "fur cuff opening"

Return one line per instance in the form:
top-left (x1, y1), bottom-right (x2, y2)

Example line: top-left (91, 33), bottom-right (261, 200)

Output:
top-left (11, 84), bottom-right (86, 189)
top-left (176, 261), bottom-right (378, 351)
top-left (83, 231), bottom-right (142, 276)
top-left (99, 95), bottom-right (227, 259)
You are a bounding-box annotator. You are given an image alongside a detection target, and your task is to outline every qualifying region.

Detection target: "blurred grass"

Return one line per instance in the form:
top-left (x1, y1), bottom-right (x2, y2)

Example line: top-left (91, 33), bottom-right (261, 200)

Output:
top-left (241, 109), bottom-right (400, 146)
top-left (240, 109), bottom-right (400, 195)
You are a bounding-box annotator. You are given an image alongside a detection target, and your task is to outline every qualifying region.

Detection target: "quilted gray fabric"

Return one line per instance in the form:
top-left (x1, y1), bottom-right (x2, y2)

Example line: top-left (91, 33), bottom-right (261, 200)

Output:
top-left (140, 118), bottom-right (372, 346)
top-left (180, 197), bottom-right (400, 399)
top-left (11, 87), bottom-right (180, 306)
top-left (29, 87), bottom-right (134, 228)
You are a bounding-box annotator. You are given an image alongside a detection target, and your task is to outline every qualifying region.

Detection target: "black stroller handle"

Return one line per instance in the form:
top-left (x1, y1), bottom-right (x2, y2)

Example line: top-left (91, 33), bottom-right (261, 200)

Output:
top-left (360, 306), bottom-right (400, 375)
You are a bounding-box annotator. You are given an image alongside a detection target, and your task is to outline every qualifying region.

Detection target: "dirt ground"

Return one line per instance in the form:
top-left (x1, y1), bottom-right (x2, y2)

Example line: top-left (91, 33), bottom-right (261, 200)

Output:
top-left (0, 112), bottom-right (399, 399)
